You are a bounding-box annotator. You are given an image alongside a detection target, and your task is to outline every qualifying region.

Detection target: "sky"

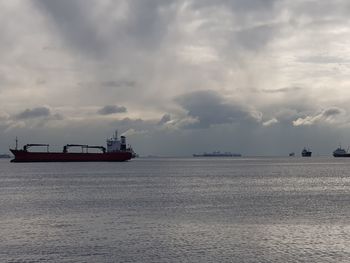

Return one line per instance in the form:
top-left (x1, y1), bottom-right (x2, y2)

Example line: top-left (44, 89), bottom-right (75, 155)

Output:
top-left (1, 0), bottom-right (350, 156)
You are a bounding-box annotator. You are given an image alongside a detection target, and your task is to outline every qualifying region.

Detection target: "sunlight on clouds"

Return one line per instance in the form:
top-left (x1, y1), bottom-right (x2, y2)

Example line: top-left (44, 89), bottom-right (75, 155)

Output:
top-left (293, 107), bottom-right (345, 126)
top-left (263, 118), bottom-right (279, 127)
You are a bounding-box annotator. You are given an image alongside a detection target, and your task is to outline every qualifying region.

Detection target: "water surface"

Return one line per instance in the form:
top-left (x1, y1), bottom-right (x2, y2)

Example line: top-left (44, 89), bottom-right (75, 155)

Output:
top-left (1, 157), bottom-right (350, 262)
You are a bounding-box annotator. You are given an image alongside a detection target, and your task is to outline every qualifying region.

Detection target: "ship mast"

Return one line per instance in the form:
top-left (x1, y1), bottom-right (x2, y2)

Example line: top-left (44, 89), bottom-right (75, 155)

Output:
top-left (15, 137), bottom-right (18, 150)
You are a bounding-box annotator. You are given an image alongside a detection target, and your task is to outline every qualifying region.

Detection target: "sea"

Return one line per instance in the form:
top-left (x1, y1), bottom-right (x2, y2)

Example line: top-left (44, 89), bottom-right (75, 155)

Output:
top-left (1, 157), bottom-right (350, 263)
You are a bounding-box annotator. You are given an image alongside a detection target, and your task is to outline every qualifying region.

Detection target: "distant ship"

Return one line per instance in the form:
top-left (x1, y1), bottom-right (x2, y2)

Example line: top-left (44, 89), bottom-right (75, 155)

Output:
top-left (10, 131), bottom-right (135, 163)
top-left (0, 153), bottom-right (11, 158)
top-left (193, 151), bottom-right (242, 157)
top-left (301, 147), bottom-right (312, 157)
top-left (333, 146), bottom-right (350, 157)
top-left (289, 152), bottom-right (295, 157)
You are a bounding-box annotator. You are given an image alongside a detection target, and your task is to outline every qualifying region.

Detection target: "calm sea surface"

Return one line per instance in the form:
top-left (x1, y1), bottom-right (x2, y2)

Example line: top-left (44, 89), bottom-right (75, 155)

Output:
top-left (1, 157), bottom-right (350, 262)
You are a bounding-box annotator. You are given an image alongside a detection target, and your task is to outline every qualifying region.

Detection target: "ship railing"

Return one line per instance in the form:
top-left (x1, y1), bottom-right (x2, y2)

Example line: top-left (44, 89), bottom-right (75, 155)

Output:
top-left (23, 144), bottom-right (49, 152)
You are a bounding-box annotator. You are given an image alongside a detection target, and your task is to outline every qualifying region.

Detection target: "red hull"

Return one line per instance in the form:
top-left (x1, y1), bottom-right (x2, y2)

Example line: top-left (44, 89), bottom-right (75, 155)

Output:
top-left (10, 149), bottom-right (132, 162)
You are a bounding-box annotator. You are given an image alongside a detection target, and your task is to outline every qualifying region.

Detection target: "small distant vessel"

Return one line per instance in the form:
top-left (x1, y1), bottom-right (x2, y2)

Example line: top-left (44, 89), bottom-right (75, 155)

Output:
top-left (301, 147), bottom-right (312, 157)
top-left (289, 152), bottom-right (295, 157)
top-left (193, 151), bottom-right (241, 157)
top-left (0, 153), bottom-right (11, 158)
top-left (333, 146), bottom-right (350, 157)
top-left (10, 131), bottom-right (135, 162)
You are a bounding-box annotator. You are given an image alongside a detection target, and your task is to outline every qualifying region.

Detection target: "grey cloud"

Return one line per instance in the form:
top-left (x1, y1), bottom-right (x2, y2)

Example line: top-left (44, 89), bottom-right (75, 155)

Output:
top-left (98, 105), bottom-right (127, 115)
top-left (158, 114), bottom-right (171, 125)
top-left (101, 80), bottom-right (136, 88)
top-left (323, 107), bottom-right (343, 117)
top-left (292, 1), bottom-right (350, 20)
top-left (262, 118), bottom-right (278, 127)
top-left (189, 0), bottom-right (282, 52)
top-left (3, 0), bottom-right (350, 156)
top-left (15, 107), bottom-right (63, 121)
top-left (34, 0), bottom-right (107, 57)
top-left (235, 23), bottom-right (279, 50)
top-left (51, 113), bottom-right (64, 120)
top-left (298, 56), bottom-right (350, 64)
top-left (118, 117), bottom-right (146, 127)
top-left (176, 90), bottom-right (261, 128)
top-left (190, 0), bottom-right (278, 14)
top-left (293, 107), bottom-right (344, 126)
top-left (16, 107), bottom-right (51, 119)
top-left (110, 117), bottom-right (156, 138)
top-left (0, 111), bottom-right (9, 121)
top-left (227, 0), bottom-right (277, 12)
top-left (261, 87), bottom-right (303, 93)
top-left (123, 0), bottom-right (173, 49)
top-left (33, 0), bottom-right (283, 59)
top-left (33, 0), bottom-right (173, 57)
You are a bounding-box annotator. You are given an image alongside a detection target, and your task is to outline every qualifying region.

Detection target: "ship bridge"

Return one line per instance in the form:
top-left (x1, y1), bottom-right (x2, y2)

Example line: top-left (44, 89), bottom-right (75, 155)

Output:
top-left (106, 130), bottom-right (126, 152)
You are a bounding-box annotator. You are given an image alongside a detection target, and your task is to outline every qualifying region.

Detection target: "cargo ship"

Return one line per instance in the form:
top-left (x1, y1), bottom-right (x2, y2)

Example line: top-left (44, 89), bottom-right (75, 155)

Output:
top-left (333, 146), bottom-right (350, 157)
top-left (193, 151), bottom-right (241, 157)
top-left (301, 147), bottom-right (312, 157)
top-left (10, 131), bottom-right (135, 162)
top-left (0, 153), bottom-right (11, 158)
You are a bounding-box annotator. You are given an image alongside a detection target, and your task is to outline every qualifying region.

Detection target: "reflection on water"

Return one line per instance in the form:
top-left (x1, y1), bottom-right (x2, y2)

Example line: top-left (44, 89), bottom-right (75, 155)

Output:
top-left (1, 157), bottom-right (350, 262)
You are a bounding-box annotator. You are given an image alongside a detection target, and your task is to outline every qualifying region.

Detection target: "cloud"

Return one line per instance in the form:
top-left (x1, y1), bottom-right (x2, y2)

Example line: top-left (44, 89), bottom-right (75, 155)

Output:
top-left (100, 80), bottom-right (136, 88)
top-left (176, 90), bottom-right (262, 128)
top-left (235, 23), bottom-right (279, 51)
top-left (263, 118), bottom-right (279, 127)
top-left (2, 1), bottom-right (350, 156)
top-left (15, 107), bottom-right (51, 119)
top-left (33, 0), bottom-right (173, 57)
top-left (122, 128), bottom-right (148, 136)
top-left (0, 111), bottom-right (10, 121)
top-left (298, 55), bottom-right (350, 64)
top-left (33, 0), bottom-right (108, 57)
top-left (293, 107), bottom-right (344, 126)
top-left (97, 105), bottom-right (127, 115)
top-left (14, 106), bottom-right (63, 124)
top-left (261, 87), bottom-right (303, 93)
top-left (158, 114), bottom-right (171, 125)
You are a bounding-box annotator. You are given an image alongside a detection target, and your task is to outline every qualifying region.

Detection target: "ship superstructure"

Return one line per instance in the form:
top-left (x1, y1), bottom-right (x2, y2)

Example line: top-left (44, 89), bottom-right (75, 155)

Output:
top-left (301, 147), bottom-right (312, 157)
top-left (107, 130), bottom-right (126, 152)
top-left (10, 131), bottom-right (135, 162)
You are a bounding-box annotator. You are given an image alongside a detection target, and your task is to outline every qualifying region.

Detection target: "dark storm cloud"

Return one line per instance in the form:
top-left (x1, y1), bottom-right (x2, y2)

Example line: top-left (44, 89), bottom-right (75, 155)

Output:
top-left (176, 90), bottom-right (261, 128)
top-left (97, 105), bottom-right (127, 115)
